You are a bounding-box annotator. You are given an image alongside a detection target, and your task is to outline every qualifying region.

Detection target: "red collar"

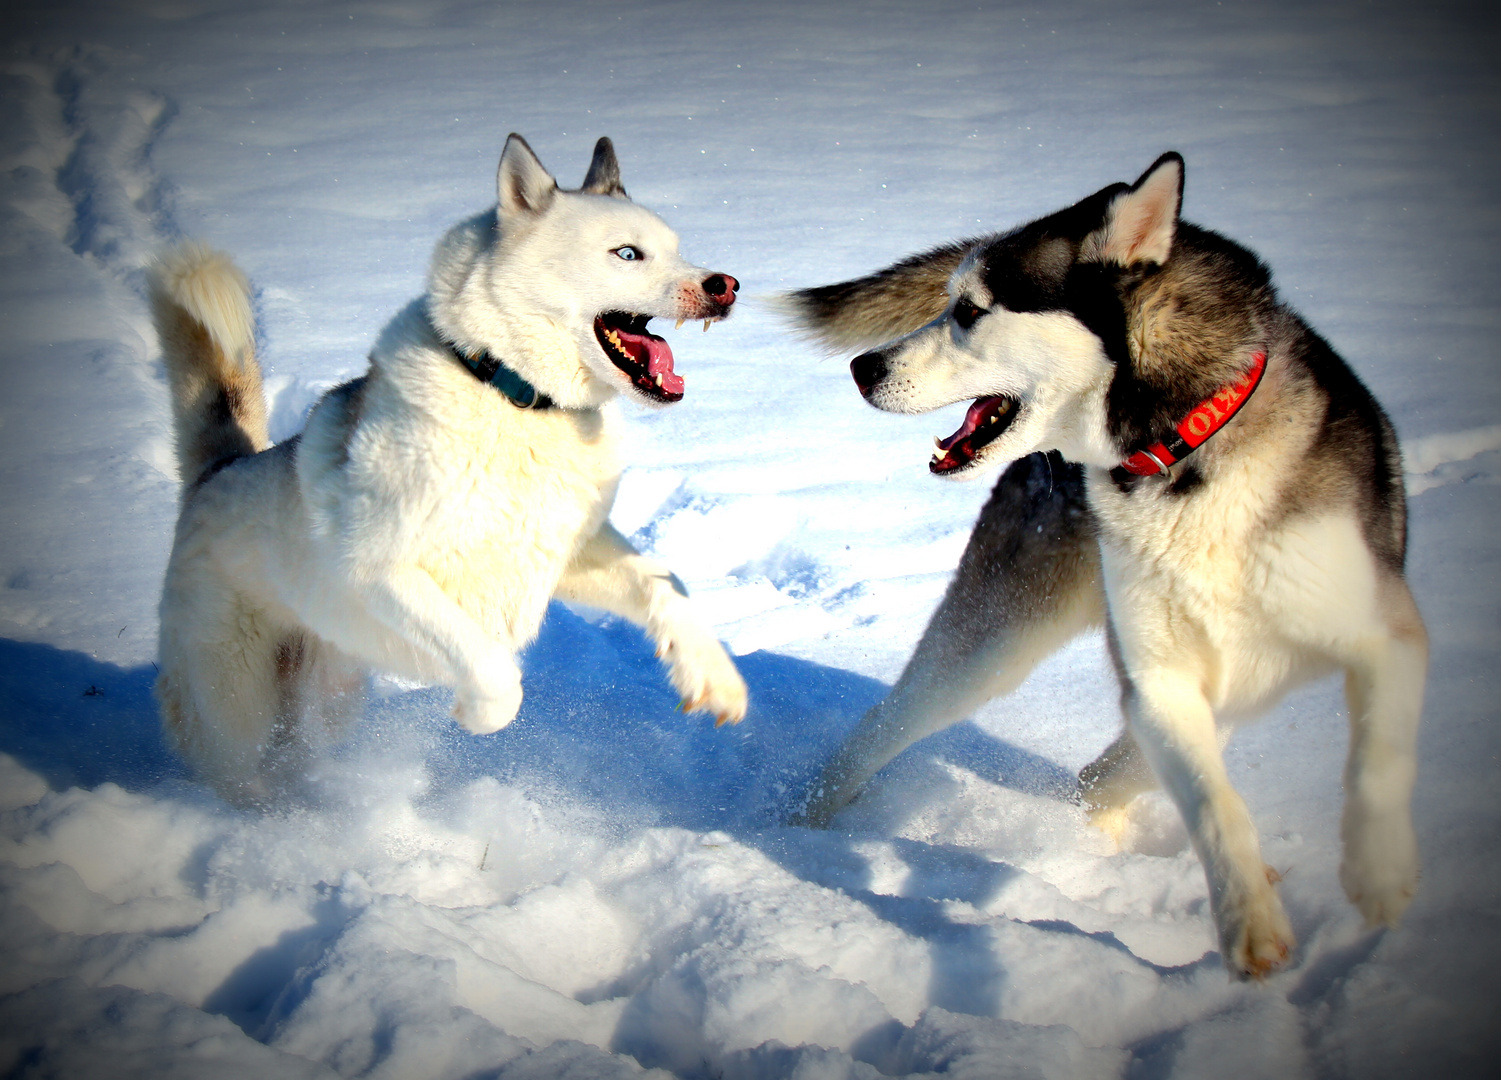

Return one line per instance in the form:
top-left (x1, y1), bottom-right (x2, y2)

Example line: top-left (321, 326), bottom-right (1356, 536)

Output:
top-left (1114, 350), bottom-right (1267, 478)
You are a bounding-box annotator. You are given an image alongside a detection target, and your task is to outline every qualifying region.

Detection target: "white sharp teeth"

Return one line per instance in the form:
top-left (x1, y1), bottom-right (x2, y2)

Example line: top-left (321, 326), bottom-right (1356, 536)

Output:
top-left (676, 319), bottom-right (685, 330)
top-left (654, 372), bottom-right (663, 387)
top-left (702, 320), bottom-right (711, 333)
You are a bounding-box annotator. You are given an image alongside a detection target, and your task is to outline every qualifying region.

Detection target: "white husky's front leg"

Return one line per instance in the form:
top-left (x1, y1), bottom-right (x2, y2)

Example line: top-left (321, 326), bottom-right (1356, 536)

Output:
top-left (558, 523), bottom-right (747, 725)
top-left (1339, 581), bottom-right (1427, 928)
top-left (1130, 668), bottom-right (1295, 979)
top-left (361, 565), bottom-right (522, 734)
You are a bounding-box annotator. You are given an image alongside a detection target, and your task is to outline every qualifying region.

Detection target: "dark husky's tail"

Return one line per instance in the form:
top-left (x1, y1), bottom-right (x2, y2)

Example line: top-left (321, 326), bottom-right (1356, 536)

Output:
top-left (774, 239), bottom-right (976, 355)
top-left (149, 243), bottom-right (269, 489)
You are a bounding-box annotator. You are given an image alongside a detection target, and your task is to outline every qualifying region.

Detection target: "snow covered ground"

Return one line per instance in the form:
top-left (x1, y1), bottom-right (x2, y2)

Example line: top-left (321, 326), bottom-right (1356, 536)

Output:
top-left (2, 0), bottom-right (1499, 1076)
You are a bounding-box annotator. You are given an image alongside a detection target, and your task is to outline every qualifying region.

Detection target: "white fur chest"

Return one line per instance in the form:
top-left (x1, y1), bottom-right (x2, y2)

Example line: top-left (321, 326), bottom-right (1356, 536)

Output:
top-left (298, 338), bottom-right (622, 650)
top-left (1089, 465), bottom-right (1260, 593)
top-left (1086, 460), bottom-right (1311, 709)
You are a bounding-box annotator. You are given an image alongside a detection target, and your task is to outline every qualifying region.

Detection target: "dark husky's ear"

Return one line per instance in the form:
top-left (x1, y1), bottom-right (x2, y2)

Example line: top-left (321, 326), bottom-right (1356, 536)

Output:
top-left (775, 240), bottom-right (977, 354)
top-left (497, 133), bottom-right (558, 219)
top-left (581, 137), bottom-right (628, 198)
top-left (1083, 152), bottom-right (1184, 267)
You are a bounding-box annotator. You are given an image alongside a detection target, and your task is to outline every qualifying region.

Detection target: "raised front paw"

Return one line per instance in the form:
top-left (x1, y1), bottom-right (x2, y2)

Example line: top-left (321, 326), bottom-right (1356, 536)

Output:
top-left (1341, 810), bottom-right (1419, 928)
top-left (452, 656), bottom-right (523, 735)
top-left (1219, 870), bottom-right (1297, 980)
top-left (659, 627), bottom-right (748, 727)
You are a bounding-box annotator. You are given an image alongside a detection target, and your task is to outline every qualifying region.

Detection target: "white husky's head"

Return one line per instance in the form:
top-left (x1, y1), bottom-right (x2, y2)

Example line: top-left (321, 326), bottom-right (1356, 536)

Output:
top-left (428, 134), bottom-right (738, 409)
top-left (791, 154), bottom-right (1185, 478)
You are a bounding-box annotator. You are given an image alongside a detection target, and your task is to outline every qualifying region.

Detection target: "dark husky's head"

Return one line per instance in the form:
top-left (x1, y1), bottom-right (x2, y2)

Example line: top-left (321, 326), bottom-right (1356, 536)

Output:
top-left (782, 153), bottom-right (1263, 478)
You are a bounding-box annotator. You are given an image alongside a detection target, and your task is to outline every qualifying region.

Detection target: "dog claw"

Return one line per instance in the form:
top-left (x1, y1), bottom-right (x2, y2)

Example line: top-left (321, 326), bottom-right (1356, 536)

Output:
top-left (1243, 945), bottom-right (1289, 981)
top-left (702, 320), bottom-right (711, 333)
top-left (676, 319), bottom-right (685, 330)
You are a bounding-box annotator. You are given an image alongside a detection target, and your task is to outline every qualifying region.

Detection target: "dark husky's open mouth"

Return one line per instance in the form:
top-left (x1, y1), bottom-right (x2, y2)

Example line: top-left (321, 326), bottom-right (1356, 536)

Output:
top-left (594, 312), bottom-right (683, 403)
top-left (930, 395), bottom-right (1018, 474)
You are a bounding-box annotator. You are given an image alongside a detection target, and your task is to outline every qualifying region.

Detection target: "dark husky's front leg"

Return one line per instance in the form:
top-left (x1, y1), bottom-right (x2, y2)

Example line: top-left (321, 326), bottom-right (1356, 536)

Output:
top-left (796, 453), bottom-right (1104, 827)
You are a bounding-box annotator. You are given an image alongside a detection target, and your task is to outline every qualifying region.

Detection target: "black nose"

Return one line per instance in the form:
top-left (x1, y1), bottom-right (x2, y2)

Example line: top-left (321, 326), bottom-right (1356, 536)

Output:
top-left (850, 351), bottom-right (887, 396)
top-left (702, 274), bottom-right (738, 305)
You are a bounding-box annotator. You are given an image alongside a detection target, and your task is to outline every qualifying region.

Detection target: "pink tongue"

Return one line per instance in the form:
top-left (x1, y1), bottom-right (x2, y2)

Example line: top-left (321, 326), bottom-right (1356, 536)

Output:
top-left (939, 397), bottom-right (995, 451)
top-left (619, 328), bottom-right (684, 395)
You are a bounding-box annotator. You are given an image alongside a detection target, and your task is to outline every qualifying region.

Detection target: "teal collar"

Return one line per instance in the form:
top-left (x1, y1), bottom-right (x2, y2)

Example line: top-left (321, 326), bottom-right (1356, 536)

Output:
top-left (445, 340), bottom-right (555, 410)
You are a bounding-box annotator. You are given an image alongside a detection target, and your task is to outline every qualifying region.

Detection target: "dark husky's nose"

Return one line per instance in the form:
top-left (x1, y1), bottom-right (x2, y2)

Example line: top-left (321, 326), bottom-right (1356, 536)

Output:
top-left (850, 351), bottom-right (887, 397)
top-left (702, 274), bottom-right (739, 306)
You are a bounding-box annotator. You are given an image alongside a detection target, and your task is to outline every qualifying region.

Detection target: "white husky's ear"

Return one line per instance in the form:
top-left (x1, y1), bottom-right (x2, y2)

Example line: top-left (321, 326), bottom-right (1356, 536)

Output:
top-left (497, 133), bottom-right (558, 219)
top-left (581, 136), bottom-right (628, 198)
top-left (1086, 152), bottom-right (1184, 267)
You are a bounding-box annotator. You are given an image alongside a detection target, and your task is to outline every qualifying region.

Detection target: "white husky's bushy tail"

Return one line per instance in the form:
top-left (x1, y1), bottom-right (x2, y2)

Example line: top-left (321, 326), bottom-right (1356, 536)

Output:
top-left (149, 242), bottom-right (270, 488)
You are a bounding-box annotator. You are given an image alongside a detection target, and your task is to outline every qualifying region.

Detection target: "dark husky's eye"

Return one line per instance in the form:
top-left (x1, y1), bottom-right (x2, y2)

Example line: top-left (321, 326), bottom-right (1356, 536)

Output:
top-left (613, 245), bottom-right (642, 262)
top-left (952, 299), bottom-right (986, 330)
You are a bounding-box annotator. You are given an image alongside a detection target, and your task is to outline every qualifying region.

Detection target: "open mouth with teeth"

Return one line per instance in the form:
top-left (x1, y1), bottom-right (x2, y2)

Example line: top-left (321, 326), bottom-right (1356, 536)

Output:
top-left (930, 395), bottom-right (1019, 475)
top-left (594, 312), bottom-right (686, 403)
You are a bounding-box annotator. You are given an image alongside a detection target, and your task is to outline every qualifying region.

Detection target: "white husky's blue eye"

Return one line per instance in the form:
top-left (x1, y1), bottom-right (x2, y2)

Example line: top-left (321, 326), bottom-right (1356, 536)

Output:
top-left (613, 246), bottom-right (641, 261)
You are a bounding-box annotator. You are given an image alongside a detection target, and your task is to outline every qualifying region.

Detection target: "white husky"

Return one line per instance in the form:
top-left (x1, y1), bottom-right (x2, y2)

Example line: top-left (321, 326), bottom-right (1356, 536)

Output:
top-left (151, 135), bottom-right (748, 803)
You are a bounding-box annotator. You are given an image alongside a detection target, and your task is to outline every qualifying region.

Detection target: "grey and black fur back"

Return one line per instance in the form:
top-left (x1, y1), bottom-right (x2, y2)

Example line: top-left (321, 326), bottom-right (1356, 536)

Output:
top-left (1265, 309), bottom-right (1409, 570)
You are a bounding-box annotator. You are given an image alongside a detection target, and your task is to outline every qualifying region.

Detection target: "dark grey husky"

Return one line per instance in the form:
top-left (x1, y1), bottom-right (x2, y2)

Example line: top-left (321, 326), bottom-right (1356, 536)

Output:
top-left (782, 154), bottom-right (1425, 980)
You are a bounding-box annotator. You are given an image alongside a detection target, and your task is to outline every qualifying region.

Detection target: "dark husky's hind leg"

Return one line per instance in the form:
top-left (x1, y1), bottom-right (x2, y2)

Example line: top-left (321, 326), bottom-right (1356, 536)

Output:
top-left (796, 453), bottom-right (1104, 826)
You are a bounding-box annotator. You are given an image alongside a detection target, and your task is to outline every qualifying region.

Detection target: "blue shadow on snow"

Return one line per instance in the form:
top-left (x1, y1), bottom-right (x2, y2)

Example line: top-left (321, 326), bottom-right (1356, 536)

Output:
top-left (0, 637), bottom-right (184, 793)
top-left (0, 605), bottom-right (1071, 830)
